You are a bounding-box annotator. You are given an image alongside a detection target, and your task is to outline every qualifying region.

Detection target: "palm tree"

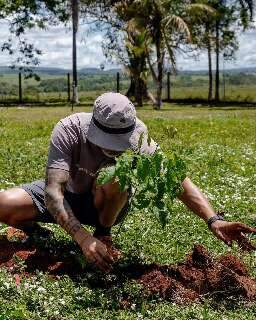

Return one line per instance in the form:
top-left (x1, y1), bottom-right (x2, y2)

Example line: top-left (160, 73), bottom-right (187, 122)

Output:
top-left (125, 27), bottom-right (157, 106)
top-left (130, 0), bottom-right (212, 109)
top-left (71, 0), bottom-right (79, 105)
top-left (214, 0), bottom-right (254, 102)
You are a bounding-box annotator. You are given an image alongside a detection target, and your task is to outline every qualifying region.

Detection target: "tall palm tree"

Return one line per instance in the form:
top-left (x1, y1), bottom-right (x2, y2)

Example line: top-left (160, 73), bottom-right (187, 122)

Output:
top-left (125, 27), bottom-right (157, 106)
top-left (214, 0), bottom-right (254, 102)
top-left (71, 0), bottom-right (79, 105)
top-left (130, 0), bottom-right (212, 109)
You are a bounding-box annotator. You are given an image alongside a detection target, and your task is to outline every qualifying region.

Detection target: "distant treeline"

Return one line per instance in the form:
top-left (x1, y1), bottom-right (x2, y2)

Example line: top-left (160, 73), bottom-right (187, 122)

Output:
top-left (0, 72), bottom-right (256, 95)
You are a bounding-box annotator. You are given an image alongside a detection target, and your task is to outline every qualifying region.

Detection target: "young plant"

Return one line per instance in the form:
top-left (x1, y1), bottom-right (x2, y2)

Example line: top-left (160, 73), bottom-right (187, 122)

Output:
top-left (97, 148), bottom-right (186, 228)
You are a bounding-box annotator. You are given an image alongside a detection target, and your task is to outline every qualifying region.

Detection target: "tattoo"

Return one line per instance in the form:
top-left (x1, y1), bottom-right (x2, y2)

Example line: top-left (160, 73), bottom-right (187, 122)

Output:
top-left (45, 168), bottom-right (82, 238)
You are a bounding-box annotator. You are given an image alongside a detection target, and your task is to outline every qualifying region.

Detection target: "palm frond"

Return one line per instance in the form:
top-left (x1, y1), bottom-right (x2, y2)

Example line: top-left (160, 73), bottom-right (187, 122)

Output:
top-left (163, 30), bottom-right (176, 73)
top-left (188, 3), bottom-right (215, 15)
top-left (164, 15), bottom-right (191, 41)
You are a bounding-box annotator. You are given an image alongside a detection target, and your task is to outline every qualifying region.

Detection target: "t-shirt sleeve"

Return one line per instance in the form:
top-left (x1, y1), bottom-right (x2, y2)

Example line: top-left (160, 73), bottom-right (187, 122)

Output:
top-left (136, 119), bottom-right (160, 156)
top-left (140, 137), bottom-right (160, 155)
top-left (47, 121), bottom-right (74, 171)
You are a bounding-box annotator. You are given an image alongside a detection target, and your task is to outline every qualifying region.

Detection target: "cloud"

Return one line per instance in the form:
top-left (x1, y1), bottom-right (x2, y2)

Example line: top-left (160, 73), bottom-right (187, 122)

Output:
top-left (0, 21), bottom-right (107, 69)
top-left (0, 20), bottom-right (255, 71)
top-left (176, 30), bottom-right (256, 71)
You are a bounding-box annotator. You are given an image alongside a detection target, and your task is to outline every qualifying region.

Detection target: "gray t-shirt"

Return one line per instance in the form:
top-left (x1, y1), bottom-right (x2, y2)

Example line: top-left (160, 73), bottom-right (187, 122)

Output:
top-left (47, 113), bottom-right (157, 194)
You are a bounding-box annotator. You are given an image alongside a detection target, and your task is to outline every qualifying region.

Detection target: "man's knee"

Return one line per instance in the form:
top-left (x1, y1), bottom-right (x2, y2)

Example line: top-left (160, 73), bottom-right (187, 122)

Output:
top-left (0, 189), bottom-right (35, 226)
top-left (0, 191), bottom-right (18, 224)
top-left (94, 181), bottom-right (128, 209)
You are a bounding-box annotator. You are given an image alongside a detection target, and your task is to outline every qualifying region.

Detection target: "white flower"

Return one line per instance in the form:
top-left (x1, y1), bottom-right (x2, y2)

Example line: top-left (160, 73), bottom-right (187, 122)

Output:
top-left (4, 282), bottom-right (10, 289)
top-left (37, 287), bottom-right (46, 293)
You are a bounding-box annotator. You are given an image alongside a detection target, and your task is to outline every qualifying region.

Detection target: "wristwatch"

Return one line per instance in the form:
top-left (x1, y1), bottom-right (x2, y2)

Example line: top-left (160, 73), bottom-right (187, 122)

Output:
top-left (207, 214), bottom-right (225, 229)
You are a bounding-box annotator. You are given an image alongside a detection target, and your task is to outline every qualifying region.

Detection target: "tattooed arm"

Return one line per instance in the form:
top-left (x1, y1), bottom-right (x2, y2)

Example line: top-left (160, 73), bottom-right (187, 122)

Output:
top-left (45, 168), bottom-right (113, 272)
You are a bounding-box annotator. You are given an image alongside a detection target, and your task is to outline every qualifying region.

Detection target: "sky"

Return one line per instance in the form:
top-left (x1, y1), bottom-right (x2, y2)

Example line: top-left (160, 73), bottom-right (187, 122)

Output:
top-left (0, 21), bottom-right (256, 71)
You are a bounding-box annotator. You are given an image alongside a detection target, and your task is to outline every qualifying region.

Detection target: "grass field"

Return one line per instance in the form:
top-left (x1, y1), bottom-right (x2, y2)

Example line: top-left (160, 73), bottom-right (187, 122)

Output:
top-left (1, 72), bottom-right (256, 103)
top-left (0, 105), bottom-right (255, 319)
top-left (1, 85), bottom-right (256, 103)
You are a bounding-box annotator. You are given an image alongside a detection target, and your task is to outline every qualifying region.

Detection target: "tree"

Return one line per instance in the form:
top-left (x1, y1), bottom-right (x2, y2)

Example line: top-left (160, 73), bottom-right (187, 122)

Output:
top-left (71, 0), bottom-right (79, 104)
top-left (0, 0), bottom-right (69, 78)
top-left (214, 0), bottom-right (254, 102)
top-left (81, 0), bottom-right (213, 107)
top-left (81, 0), bottom-right (156, 106)
top-left (125, 0), bottom-right (212, 109)
top-left (190, 0), bottom-right (254, 102)
top-left (124, 29), bottom-right (157, 106)
top-left (102, 18), bottom-right (156, 106)
top-left (189, 7), bottom-right (216, 101)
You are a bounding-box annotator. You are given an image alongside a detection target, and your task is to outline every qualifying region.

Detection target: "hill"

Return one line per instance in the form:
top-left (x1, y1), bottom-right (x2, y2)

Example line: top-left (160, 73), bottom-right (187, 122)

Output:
top-left (0, 66), bottom-right (256, 76)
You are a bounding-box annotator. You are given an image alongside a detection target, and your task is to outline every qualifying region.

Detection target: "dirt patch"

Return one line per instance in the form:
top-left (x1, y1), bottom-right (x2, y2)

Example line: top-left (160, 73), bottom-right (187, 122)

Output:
top-left (135, 245), bottom-right (256, 304)
top-left (0, 228), bottom-right (255, 305)
top-left (1, 229), bottom-right (84, 276)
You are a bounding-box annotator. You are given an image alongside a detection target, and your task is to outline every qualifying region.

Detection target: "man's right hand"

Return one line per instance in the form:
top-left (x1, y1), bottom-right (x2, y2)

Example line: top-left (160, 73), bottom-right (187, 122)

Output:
top-left (80, 235), bottom-right (114, 272)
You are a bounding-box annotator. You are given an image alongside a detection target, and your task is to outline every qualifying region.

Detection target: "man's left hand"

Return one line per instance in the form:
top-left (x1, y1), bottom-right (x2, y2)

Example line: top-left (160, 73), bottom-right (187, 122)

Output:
top-left (210, 220), bottom-right (256, 251)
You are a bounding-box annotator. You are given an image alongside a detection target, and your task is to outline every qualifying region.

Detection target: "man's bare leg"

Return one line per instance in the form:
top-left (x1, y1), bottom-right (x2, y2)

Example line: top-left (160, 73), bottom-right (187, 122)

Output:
top-left (93, 180), bottom-right (128, 230)
top-left (92, 180), bottom-right (128, 258)
top-left (0, 188), bottom-right (38, 227)
top-left (0, 188), bottom-right (54, 239)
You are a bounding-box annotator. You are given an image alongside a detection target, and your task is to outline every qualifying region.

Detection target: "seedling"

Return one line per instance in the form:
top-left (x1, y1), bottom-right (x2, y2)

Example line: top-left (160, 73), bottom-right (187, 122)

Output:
top-left (97, 149), bottom-right (186, 228)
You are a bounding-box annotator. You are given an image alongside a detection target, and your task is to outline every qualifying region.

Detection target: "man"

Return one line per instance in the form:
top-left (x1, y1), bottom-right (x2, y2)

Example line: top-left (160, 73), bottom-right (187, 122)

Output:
top-left (0, 92), bottom-right (255, 272)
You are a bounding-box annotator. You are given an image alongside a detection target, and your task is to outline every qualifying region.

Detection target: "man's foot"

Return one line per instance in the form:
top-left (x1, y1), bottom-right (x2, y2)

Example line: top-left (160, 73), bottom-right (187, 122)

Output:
top-left (6, 224), bottom-right (53, 242)
top-left (94, 235), bottom-right (122, 261)
top-left (21, 223), bottom-right (53, 239)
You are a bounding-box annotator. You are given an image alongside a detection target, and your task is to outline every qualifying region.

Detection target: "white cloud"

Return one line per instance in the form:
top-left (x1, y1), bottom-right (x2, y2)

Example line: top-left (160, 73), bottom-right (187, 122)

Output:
top-left (0, 21), bottom-right (107, 70)
top-left (0, 20), bottom-right (255, 71)
top-left (176, 30), bottom-right (256, 71)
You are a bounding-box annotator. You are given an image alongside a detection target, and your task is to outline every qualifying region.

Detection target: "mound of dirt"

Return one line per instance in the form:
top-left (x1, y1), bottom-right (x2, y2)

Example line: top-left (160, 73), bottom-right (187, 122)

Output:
top-left (0, 228), bottom-right (255, 305)
top-left (135, 245), bottom-right (256, 303)
top-left (1, 228), bottom-right (85, 276)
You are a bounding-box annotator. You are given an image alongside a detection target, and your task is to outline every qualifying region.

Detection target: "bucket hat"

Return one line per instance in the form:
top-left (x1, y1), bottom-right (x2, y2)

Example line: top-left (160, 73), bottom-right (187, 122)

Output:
top-left (86, 92), bottom-right (157, 153)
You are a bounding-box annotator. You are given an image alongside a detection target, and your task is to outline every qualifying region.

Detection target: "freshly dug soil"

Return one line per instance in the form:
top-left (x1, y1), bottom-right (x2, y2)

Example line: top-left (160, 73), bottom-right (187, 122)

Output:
top-left (1, 228), bottom-right (255, 305)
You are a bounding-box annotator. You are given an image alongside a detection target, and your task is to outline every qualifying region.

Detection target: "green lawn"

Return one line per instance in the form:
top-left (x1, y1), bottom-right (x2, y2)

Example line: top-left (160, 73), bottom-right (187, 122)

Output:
top-left (1, 71), bottom-right (256, 103)
top-left (0, 105), bottom-right (255, 319)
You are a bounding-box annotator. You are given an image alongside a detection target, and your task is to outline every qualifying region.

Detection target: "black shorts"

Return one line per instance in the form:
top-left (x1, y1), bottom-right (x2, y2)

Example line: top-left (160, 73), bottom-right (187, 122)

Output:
top-left (21, 180), bottom-right (130, 228)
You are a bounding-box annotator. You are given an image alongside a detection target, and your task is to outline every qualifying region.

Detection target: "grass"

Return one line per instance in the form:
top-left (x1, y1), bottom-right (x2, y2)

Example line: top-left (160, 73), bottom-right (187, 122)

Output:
top-left (1, 85), bottom-right (256, 104)
top-left (0, 105), bottom-right (256, 319)
top-left (0, 71), bottom-right (256, 103)
top-left (168, 85), bottom-right (256, 102)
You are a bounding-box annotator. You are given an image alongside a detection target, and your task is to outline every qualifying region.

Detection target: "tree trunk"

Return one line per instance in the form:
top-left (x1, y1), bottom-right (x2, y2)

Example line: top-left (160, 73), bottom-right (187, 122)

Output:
top-left (134, 77), bottom-right (143, 107)
top-left (155, 34), bottom-right (164, 110)
top-left (215, 20), bottom-right (220, 102)
top-left (206, 23), bottom-right (213, 102)
top-left (126, 77), bottom-right (135, 98)
top-left (72, 0), bottom-right (79, 104)
top-left (126, 76), bottom-right (156, 107)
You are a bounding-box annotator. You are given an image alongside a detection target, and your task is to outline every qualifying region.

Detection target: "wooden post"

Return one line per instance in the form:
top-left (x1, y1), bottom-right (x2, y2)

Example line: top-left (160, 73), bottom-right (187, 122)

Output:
top-left (116, 72), bottom-right (120, 93)
top-left (67, 73), bottom-right (71, 102)
top-left (223, 58), bottom-right (226, 101)
top-left (19, 72), bottom-right (22, 104)
top-left (167, 71), bottom-right (170, 101)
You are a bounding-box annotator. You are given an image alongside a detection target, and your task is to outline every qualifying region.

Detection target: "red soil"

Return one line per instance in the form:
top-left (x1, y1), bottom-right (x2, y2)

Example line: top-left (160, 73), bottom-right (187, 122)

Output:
top-left (1, 228), bottom-right (256, 305)
top-left (136, 245), bottom-right (256, 303)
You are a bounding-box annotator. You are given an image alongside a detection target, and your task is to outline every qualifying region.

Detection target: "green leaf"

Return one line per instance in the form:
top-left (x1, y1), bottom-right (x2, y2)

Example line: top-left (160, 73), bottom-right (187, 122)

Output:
top-left (137, 132), bottom-right (144, 151)
top-left (96, 147), bottom-right (187, 228)
top-left (96, 165), bottom-right (116, 186)
top-left (133, 191), bottom-right (152, 210)
top-left (137, 156), bottom-right (150, 183)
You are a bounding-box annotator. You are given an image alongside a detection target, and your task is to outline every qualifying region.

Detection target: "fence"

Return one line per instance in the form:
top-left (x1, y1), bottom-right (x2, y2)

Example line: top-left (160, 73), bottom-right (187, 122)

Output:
top-left (0, 71), bottom-right (256, 105)
top-left (0, 71), bottom-right (130, 105)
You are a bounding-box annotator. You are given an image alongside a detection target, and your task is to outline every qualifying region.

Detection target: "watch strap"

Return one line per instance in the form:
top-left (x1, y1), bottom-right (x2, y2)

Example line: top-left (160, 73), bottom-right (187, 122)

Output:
top-left (208, 214), bottom-right (225, 229)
